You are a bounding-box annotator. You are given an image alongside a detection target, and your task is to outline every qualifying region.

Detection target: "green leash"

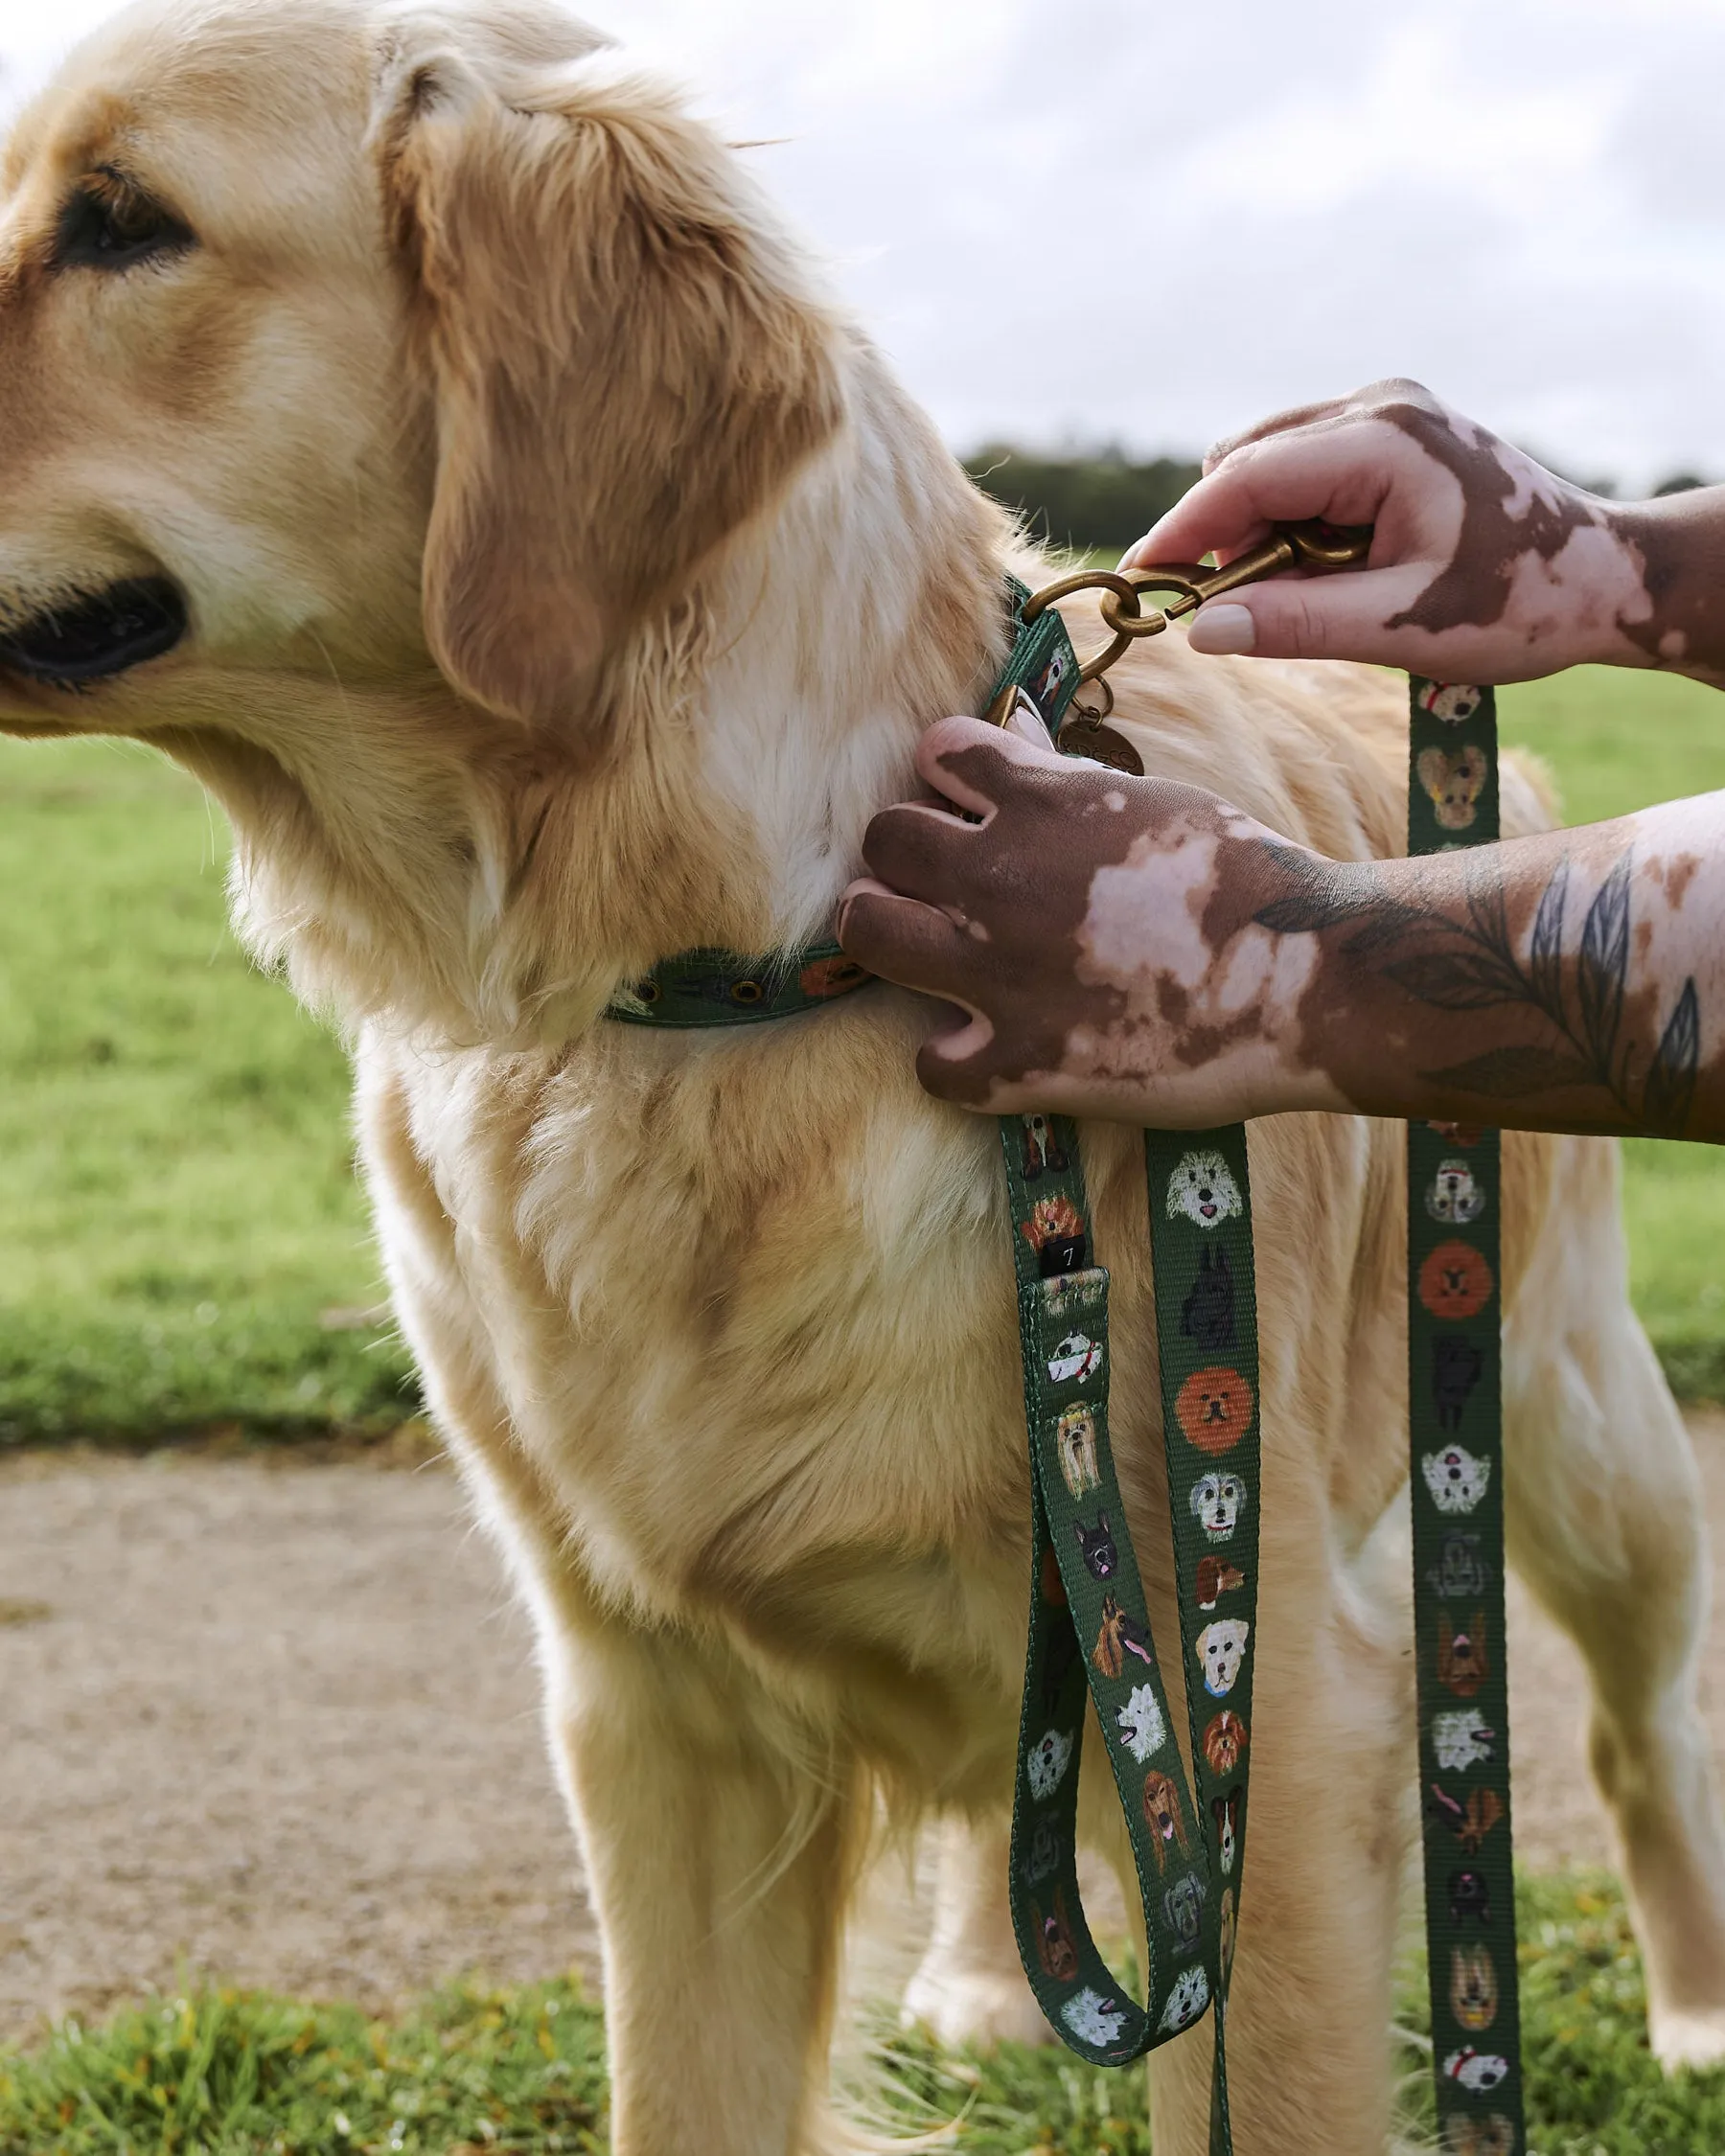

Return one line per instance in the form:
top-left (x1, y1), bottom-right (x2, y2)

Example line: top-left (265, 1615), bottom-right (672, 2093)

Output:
top-left (985, 591), bottom-right (1263, 2152)
top-left (1000, 1112), bottom-right (1261, 2140)
top-left (1408, 677), bottom-right (1525, 2154)
top-left (604, 552), bottom-right (1526, 2156)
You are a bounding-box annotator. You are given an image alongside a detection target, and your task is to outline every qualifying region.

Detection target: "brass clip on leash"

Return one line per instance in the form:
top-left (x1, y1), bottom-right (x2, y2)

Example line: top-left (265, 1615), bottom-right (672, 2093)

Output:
top-left (986, 519), bottom-right (1373, 768)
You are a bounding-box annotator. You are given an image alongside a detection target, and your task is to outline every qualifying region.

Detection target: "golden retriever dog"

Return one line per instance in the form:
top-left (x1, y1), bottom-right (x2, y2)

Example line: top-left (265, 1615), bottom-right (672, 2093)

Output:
top-left (4, 2), bottom-right (1725, 2148)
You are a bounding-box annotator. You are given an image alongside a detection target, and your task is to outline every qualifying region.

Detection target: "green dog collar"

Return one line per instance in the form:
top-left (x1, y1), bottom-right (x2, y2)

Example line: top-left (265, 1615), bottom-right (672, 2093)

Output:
top-left (605, 943), bottom-right (871, 1027)
top-left (600, 578), bottom-right (1079, 1028)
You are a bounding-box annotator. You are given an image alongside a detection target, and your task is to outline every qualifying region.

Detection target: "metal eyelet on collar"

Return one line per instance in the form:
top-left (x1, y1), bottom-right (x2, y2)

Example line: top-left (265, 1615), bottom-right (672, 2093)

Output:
top-left (729, 979), bottom-right (765, 1005)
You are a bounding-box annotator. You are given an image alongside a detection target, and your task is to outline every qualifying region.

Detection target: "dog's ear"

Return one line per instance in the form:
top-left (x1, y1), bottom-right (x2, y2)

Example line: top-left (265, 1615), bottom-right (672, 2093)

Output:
top-left (376, 33), bottom-right (842, 728)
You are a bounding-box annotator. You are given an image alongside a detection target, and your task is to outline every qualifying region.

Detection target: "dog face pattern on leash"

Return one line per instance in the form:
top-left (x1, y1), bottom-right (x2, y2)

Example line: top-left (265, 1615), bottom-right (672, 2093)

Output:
top-left (1421, 1240), bottom-right (1495, 1322)
top-left (1438, 1608), bottom-right (1490, 1699)
top-left (1000, 1112), bottom-right (1261, 2081)
top-left (1426, 1158), bottom-right (1487, 1226)
top-left (1409, 679), bottom-right (1523, 2152)
top-left (1055, 1404), bottom-right (1100, 1497)
top-left (1450, 1945), bottom-right (1500, 2032)
top-left (1189, 1469), bottom-right (1249, 1543)
top-left (1428, 1531), bottom-right (1494, 1601)
top-left (1175, 1365), bottom-right (1255, 1456)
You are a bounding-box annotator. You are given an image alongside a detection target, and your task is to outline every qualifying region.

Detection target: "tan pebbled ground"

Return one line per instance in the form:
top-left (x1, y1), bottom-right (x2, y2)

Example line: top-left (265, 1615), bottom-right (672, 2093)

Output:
top-left (4, 1417), bottom-right (1724, 2044)
top-left (0, 1441), bottom-right (590, 2043)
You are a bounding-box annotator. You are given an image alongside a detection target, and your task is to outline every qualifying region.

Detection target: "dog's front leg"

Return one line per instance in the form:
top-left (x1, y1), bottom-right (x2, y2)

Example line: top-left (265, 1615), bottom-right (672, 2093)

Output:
top-left (545, 1621), bottom-right (859, 2156)
top-left (901, 1814), bottom-right (1052, 2045)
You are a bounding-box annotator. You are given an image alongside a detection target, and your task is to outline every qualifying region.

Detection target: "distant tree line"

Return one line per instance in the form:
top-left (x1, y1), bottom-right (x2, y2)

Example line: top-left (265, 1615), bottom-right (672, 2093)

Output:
top-left (965, 444), bottom-right (1713, 556)
top-left (964, 446), bottom-right (1202, 556)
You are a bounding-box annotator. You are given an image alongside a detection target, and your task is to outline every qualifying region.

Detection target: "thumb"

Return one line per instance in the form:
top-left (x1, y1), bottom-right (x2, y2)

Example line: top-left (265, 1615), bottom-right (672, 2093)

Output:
top-left (1186, 563), bottom-right (1438, 664)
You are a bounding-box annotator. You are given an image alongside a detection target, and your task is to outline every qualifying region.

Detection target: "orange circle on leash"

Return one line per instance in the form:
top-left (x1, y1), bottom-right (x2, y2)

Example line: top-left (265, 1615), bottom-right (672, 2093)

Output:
top-left (1419, 1239), bottom-right (1495, 1321)
top-left (1175, 1365), bottom-right (1255, 1456)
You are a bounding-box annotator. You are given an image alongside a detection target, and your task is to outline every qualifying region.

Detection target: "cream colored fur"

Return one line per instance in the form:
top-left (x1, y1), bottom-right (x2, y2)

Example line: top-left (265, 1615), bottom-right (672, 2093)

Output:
top-left (3, 5), bottom-right (1725, 2150)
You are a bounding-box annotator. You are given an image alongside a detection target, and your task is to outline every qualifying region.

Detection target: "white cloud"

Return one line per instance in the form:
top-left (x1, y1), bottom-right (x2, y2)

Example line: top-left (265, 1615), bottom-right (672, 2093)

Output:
top-left (2, 0), bottom-right (1722, 486)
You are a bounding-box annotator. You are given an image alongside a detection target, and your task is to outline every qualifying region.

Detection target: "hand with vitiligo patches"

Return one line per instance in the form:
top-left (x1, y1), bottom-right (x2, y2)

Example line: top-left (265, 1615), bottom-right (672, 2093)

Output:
top-left (1131, 378), bottom-right (1725, 685)
top-left (840, 719), bottom-right (1725, 1142)
top-left (839, 717), bottom-right (1352, 1129)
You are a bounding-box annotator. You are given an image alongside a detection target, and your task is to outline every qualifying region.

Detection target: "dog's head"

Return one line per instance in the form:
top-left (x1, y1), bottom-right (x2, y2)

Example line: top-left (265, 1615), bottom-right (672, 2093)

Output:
top-left (1174, 1365), bottom-right (1254, 1456)
top-left (1438, 1608), bottom-right (1489, 1696)
top-left (1157, 1963), bottom-right (1209, 2034)
top-left (1026, 1726), bottom-right (1074, 1800)
top-left (1422, 1443), bottom-right (1491, 1516)
top-left (0, 0), bottom-right (839, 718)
top-left (1201, 1709), bottom-right (1248, 1775)
top-left (0, 0), bottom-right (908, 1030)
top-left (1196, 1617), bottom-right (1250, 1698)
top-left (1034, 1892), bottom-right (1079, 1984)
top-left (1426, 1159), bottom-right (1486, 1226)
top-left (1209, 1784), bottom-right (1241, 1871)
top-left (1448, 1869), bottom-right (1491, 1925)
top-left (1162, 1871), bottom-right (1205, 1949)
top-left (1419, 1239), bottom-right (1494, 1321)
top-left (1416, 744), bottom-right (1487, 830)
top-left (1166, 1149), bottom-right (1243, 1229)
top-left (1141, 1770), bottom-right (1182, 1840)
top-left (1417, 680), bottom-right (1484, 725)
top-left (1189, 1470), bottom-right (1248, 1543)
top-left (1448, 1945), bottom-right (1499, 2032)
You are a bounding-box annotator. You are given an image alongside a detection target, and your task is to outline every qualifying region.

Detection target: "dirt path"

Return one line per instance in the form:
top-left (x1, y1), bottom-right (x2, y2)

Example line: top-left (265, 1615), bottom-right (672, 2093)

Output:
top-left (0, 1442), bottom-right (586, 2042)
top-left (5, 1420), bottom-right (1725, 2044)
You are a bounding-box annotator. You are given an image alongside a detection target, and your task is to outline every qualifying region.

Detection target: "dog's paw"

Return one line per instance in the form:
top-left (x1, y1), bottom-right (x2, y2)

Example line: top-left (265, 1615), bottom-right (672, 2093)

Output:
top-left (900, 1955), bottom-right (1053, 2049)
top-left (1650, 2002), bottom-right (1725, 2074)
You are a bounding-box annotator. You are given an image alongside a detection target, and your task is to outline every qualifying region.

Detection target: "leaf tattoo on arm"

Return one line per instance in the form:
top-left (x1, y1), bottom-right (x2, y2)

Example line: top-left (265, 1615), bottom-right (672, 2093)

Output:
top-left (1254, 841), bottom-right (1703, 1135)
top-left (1644, 980), bottom-right (1702, 1137)
top-left (1576, 857), bottom-right (1631, 1081)
top-left (1528, 857), bottom-right (1569, 1019)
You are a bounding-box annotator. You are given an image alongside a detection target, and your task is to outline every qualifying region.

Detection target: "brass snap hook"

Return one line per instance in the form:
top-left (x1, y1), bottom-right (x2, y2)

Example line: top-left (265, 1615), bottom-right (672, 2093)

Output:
top-left (995, 518), bottom-right (1374, 722)
top-left (1103, 519), bottom-right (1373, 643)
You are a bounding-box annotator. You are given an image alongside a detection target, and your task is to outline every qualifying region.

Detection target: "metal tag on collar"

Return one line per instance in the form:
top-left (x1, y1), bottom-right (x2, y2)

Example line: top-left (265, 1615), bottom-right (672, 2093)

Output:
top-left (984, 584), bottom-right (1147, 774)
top-left (1055, 703), bottom-right (1147, 776)
top-left (986, 670), bottom-right (1148, 778)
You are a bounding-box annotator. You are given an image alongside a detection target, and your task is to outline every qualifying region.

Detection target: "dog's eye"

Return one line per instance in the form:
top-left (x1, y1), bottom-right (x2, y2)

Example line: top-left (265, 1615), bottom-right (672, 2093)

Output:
top-left (55, 170), bottom-right (194, 271)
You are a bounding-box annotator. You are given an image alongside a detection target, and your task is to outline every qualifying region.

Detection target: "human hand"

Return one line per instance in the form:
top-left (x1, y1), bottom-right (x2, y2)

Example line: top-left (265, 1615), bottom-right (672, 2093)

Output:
top-left (837, 716), bottom-right (1346, 1126)
top-left (1126, 378), bottom-right (1668, 684)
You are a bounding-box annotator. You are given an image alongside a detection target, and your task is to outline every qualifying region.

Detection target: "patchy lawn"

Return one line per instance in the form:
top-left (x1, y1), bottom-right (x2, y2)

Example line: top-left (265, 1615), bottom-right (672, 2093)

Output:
top-left (1, 1876), bottom-right (1718, 2154)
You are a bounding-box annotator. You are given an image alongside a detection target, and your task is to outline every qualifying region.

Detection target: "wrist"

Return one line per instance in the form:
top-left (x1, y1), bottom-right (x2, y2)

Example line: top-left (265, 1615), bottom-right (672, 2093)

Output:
top-left (1593, 491), bottom-right (1725, 677)
top-left (1233, 841), bottom-right (1362, 1120)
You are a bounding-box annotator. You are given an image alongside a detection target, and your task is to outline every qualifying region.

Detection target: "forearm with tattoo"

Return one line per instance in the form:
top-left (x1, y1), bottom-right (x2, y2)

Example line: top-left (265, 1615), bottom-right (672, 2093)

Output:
top-left (1254, 821), bottom-right (1714, 1138)
top-left (840, 723), bottom-right (1725, 1142)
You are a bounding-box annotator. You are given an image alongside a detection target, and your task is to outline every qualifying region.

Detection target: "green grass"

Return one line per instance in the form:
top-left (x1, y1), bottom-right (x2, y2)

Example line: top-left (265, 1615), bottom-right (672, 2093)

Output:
top-left (0, 1875), bottom-right (1717, 2155)
top-left (0, 1976), bottom-right (606, 2156)
top-left (0, 736), bottom-right (414, 1441)
top-left (2, 663), bottom-right (1725, 1441)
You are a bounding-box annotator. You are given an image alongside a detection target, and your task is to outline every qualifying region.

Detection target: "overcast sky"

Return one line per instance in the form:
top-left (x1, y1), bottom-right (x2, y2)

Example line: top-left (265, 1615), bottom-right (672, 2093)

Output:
top-left (4, 0), bottom-right (1724, 491)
